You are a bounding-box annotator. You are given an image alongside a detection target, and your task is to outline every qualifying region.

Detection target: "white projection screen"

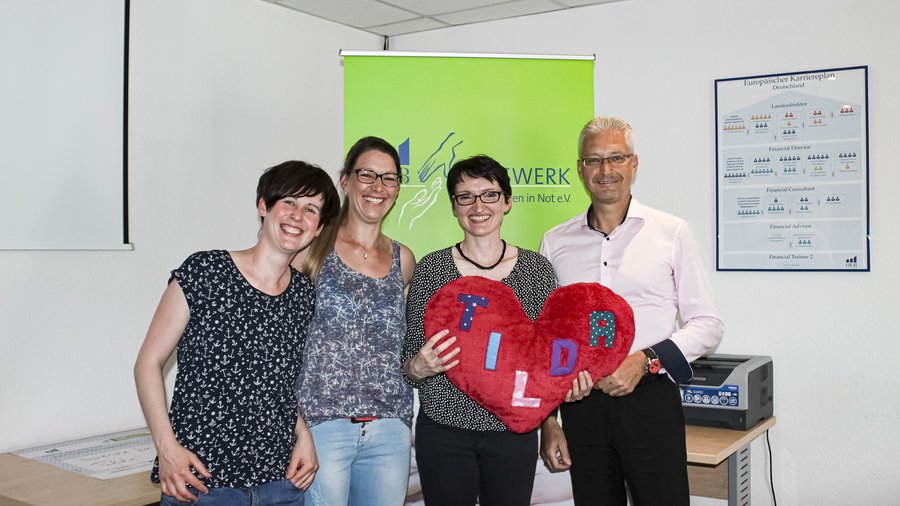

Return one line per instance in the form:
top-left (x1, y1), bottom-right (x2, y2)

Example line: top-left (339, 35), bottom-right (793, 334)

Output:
top-left (0, 0), bottom-right (129, 250)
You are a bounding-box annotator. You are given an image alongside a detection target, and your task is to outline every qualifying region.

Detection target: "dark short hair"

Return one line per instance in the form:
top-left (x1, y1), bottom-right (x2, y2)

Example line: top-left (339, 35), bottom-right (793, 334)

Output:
top-left (256, 160), bottom-right (339, 227)
top-left (446, 155), bottom-right (512, 202)
top-left (341, 136), bottom-right (401, 179)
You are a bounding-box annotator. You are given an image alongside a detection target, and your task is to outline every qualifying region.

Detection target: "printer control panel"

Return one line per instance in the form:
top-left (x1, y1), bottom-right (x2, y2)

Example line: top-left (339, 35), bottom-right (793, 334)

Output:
top-left (680, 384), bottom-right (740, 407)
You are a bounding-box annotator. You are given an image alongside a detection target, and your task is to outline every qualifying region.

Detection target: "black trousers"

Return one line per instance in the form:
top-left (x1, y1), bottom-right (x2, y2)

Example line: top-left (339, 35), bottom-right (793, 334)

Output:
top-left (559, 374), bottom-right (690, 506)
top-left (415, 412), bottom-right (538, 506)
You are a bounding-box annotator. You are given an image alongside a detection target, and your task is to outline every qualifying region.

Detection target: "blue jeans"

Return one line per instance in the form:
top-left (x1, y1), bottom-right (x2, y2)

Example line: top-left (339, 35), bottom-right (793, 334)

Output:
top-left (306, 418), bottom-right (411, 506)
top-left (160, 479), bottom-right (304, 506)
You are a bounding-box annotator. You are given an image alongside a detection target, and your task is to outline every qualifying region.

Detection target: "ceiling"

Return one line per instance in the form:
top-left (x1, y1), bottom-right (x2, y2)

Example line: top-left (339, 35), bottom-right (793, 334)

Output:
top-left (263, 0), bottom-right (624, 37)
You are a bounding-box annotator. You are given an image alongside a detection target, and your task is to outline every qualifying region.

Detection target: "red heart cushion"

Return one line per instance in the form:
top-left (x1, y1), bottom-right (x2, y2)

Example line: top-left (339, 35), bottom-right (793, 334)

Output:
top-left (424, 277), bottom-right (634, 433)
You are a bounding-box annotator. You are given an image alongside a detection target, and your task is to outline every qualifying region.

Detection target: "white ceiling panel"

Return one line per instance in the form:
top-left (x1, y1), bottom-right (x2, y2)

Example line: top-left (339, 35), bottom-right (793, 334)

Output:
top-left (381, 0), bottom-right (512, 16)
top-left (367, 17), bottom-right (451, 37)
top-left (275, 0), bottom-right (416, 28)
top-left (433, 0), bottom-right (562, 25)
top-left (555, 0), bottom-right (623, 6)
top-left (265, 0), bottom-right (628, 36)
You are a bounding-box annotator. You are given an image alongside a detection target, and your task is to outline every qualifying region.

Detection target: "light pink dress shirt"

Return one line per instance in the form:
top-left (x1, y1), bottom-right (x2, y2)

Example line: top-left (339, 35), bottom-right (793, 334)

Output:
top-left (540, 198), bottom-right (723, 379)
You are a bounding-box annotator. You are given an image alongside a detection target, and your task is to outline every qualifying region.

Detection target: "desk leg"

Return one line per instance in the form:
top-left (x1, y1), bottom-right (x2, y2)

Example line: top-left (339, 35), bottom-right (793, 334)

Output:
top-left (728, 444), bottom-right (751, 506)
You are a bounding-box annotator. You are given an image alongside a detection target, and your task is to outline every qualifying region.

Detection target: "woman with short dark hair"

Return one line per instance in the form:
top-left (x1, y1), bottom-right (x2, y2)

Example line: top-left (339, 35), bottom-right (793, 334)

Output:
top-left (135, 160), bottom-right (339, 505)
top-left (402, 155), bottom-right (590, 505)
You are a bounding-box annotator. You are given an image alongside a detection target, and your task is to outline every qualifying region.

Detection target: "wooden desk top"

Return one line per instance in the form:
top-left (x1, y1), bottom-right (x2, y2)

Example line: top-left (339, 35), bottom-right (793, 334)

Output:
top-left (0, 417), bottom-right (776, 504)
top-left (685, 416), bottom-right (777, 466)
top-left (0, 453), bottom-right (159, 506)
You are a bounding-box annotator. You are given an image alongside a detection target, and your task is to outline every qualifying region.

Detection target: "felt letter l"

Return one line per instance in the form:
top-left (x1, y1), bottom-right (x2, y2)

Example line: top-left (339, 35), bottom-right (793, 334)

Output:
top-left (511, 371), bottom-right (541, 408)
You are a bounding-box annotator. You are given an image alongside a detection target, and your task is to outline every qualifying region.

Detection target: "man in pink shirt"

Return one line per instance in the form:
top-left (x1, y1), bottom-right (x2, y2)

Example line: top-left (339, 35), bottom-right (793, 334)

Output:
top-left (539, 116), bottom-right (724, 506)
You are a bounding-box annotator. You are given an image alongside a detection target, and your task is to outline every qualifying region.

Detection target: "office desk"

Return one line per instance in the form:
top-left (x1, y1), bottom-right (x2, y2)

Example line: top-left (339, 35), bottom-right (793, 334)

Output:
top-left (686, 416), bottom-right (777, 506)
top-left (1, 418), bottom-right (776, 506)
top-left (0, 453), bottom-right (159, 506)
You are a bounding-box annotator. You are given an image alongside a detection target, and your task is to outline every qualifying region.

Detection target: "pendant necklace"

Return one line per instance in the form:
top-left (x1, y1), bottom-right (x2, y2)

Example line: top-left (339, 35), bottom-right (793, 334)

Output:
top-left (455, 240), bottom-right (506, 270)
top-left (346, 235), bottom-right (370, 260)
top-left (350, 234), bottom-right (374, 261)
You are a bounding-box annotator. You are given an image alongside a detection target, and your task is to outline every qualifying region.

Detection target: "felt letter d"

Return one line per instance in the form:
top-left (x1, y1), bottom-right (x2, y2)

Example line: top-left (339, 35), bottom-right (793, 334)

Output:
top-left (549, 339), bottom-right (578, 376)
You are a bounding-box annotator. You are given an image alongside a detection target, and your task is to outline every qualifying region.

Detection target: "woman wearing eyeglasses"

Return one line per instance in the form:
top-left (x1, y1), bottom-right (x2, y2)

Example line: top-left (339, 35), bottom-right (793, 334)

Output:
top-left (402, 155), bottom-right (591, 505)
top-left (293, 136), bottom-right (416, 506)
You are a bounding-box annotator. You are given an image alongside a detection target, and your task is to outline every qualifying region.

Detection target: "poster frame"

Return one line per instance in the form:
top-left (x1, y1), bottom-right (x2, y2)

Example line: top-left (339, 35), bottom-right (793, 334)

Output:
top-left (714, 65), bottom-right (870, 272)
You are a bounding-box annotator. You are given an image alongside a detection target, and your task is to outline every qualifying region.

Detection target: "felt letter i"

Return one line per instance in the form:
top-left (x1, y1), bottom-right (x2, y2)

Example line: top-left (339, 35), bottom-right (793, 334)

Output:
top-left (484, 332), bottom-right (501, 371)
top-left (511, 371), bottom-right (541, 408)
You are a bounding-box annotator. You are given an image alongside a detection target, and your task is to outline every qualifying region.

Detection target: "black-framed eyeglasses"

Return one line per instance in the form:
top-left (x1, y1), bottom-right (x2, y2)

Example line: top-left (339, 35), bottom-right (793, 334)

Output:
top-left (354, 168), bottom-right (401, 187)
top-left (579, 153), bottom-right (634, 168)
top-left (452, 190), bottom-right (504, 206)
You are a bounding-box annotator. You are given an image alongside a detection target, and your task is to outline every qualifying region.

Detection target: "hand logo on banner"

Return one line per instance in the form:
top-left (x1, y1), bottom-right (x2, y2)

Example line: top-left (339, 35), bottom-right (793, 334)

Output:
top-left (424, 277), bottom-right (635, 433)
top-left (397, 132), bottom-right (463, 229)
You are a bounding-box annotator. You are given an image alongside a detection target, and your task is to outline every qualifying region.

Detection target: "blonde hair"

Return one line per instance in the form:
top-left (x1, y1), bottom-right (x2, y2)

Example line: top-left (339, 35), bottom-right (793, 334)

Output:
top-left (298, 218), bottom-right (340, 281)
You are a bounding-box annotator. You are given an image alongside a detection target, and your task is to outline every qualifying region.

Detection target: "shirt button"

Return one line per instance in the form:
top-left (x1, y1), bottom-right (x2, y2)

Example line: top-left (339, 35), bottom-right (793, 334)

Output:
top-left (606, 237), bottom-right (610, 241)
top-left (603, 261), bottom-right (608, 266)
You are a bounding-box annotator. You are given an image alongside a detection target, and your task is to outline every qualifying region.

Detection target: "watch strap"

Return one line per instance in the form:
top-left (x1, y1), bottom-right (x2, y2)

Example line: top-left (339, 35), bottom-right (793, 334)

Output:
top-left (642, 348), bottom-right (661, 374)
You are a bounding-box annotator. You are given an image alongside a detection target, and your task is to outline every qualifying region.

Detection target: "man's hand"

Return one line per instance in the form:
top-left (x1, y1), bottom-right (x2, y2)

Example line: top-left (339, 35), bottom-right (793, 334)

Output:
top-left (594, 352), bottom-right (646, 396)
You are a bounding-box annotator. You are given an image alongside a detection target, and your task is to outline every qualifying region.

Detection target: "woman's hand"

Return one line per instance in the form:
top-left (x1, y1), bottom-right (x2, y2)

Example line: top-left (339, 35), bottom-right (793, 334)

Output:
top-left (156, 437), bottom-right (210, 502)
top-left (134, 280), bottom-right (208, 502)
top-left (540, 417), bottom-right (572, 472)
top-left (564, 370), bottom-right (593, 403)
top-left (285, 420), bottom-right (318, 490)
top-left (405, 329), bottom-right (459, 382)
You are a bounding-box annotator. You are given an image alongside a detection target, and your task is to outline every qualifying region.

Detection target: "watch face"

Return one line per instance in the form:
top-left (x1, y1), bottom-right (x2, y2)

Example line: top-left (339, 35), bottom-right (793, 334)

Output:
top-left (648, 359), bottom-right (662, 374)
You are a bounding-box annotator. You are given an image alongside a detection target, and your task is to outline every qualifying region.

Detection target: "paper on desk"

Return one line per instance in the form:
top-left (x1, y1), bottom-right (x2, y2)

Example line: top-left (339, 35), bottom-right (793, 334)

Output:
top-left (13, 428), bottom-right (156, 479)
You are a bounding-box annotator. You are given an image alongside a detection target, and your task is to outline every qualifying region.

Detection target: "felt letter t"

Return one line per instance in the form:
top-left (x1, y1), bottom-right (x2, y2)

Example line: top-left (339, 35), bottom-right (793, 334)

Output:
top-left (457, 293), bottom-right (488, 331)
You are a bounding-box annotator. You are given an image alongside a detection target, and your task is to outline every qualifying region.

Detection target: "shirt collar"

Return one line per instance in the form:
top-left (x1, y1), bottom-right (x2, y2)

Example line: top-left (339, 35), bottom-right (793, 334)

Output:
top-left (582, 197), bottom-right (645, 235)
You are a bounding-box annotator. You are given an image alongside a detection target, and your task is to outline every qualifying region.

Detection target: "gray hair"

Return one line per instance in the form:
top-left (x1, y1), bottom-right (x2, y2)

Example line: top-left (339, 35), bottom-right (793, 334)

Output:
top-left (578, 115), bottom-right (635, 154)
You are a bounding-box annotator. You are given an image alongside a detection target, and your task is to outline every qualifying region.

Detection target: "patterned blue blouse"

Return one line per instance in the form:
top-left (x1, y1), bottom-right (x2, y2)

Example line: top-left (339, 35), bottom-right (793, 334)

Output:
top-left (295, 241), bottom-right (412, 427)
top-left (151, 250), bottom-right (315, 488)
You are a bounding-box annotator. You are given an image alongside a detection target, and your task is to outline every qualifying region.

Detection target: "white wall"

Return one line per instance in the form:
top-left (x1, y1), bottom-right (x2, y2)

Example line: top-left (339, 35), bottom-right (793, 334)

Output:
top-left (0, 0), bottom-right (381, 450)
top-left (3, 0), bottom-right (897, 504)
top-left (392, 0), bottom-right (900, 504)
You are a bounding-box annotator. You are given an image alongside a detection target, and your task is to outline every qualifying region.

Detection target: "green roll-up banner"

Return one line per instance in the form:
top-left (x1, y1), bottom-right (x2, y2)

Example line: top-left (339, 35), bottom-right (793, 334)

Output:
top-left (343, 51), bottom-right (594, 258)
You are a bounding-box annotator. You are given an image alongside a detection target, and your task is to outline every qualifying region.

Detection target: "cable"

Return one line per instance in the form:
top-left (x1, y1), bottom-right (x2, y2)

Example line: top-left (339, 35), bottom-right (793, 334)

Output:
top-left (766, 429), bottom-right (777, 506)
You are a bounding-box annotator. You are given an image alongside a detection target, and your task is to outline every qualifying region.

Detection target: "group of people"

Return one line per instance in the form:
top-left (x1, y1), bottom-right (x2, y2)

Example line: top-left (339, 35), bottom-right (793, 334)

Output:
top-left (134, 115), bottom-right (724, 506)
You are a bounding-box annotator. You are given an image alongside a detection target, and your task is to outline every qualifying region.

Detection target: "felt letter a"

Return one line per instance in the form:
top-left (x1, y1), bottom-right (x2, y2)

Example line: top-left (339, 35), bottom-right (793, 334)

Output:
top-left (589, 311), bottom-right (616, 348)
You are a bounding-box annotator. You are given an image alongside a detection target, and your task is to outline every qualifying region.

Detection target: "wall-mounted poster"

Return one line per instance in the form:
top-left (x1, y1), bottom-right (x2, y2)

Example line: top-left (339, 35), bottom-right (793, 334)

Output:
top-left (715, 66), bottom-right (869, 271)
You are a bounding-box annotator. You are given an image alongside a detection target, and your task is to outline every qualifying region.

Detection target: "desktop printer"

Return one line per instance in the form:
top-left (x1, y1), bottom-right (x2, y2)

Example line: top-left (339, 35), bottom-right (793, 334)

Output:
top-left (679, 354), bottom-right (773, 430)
